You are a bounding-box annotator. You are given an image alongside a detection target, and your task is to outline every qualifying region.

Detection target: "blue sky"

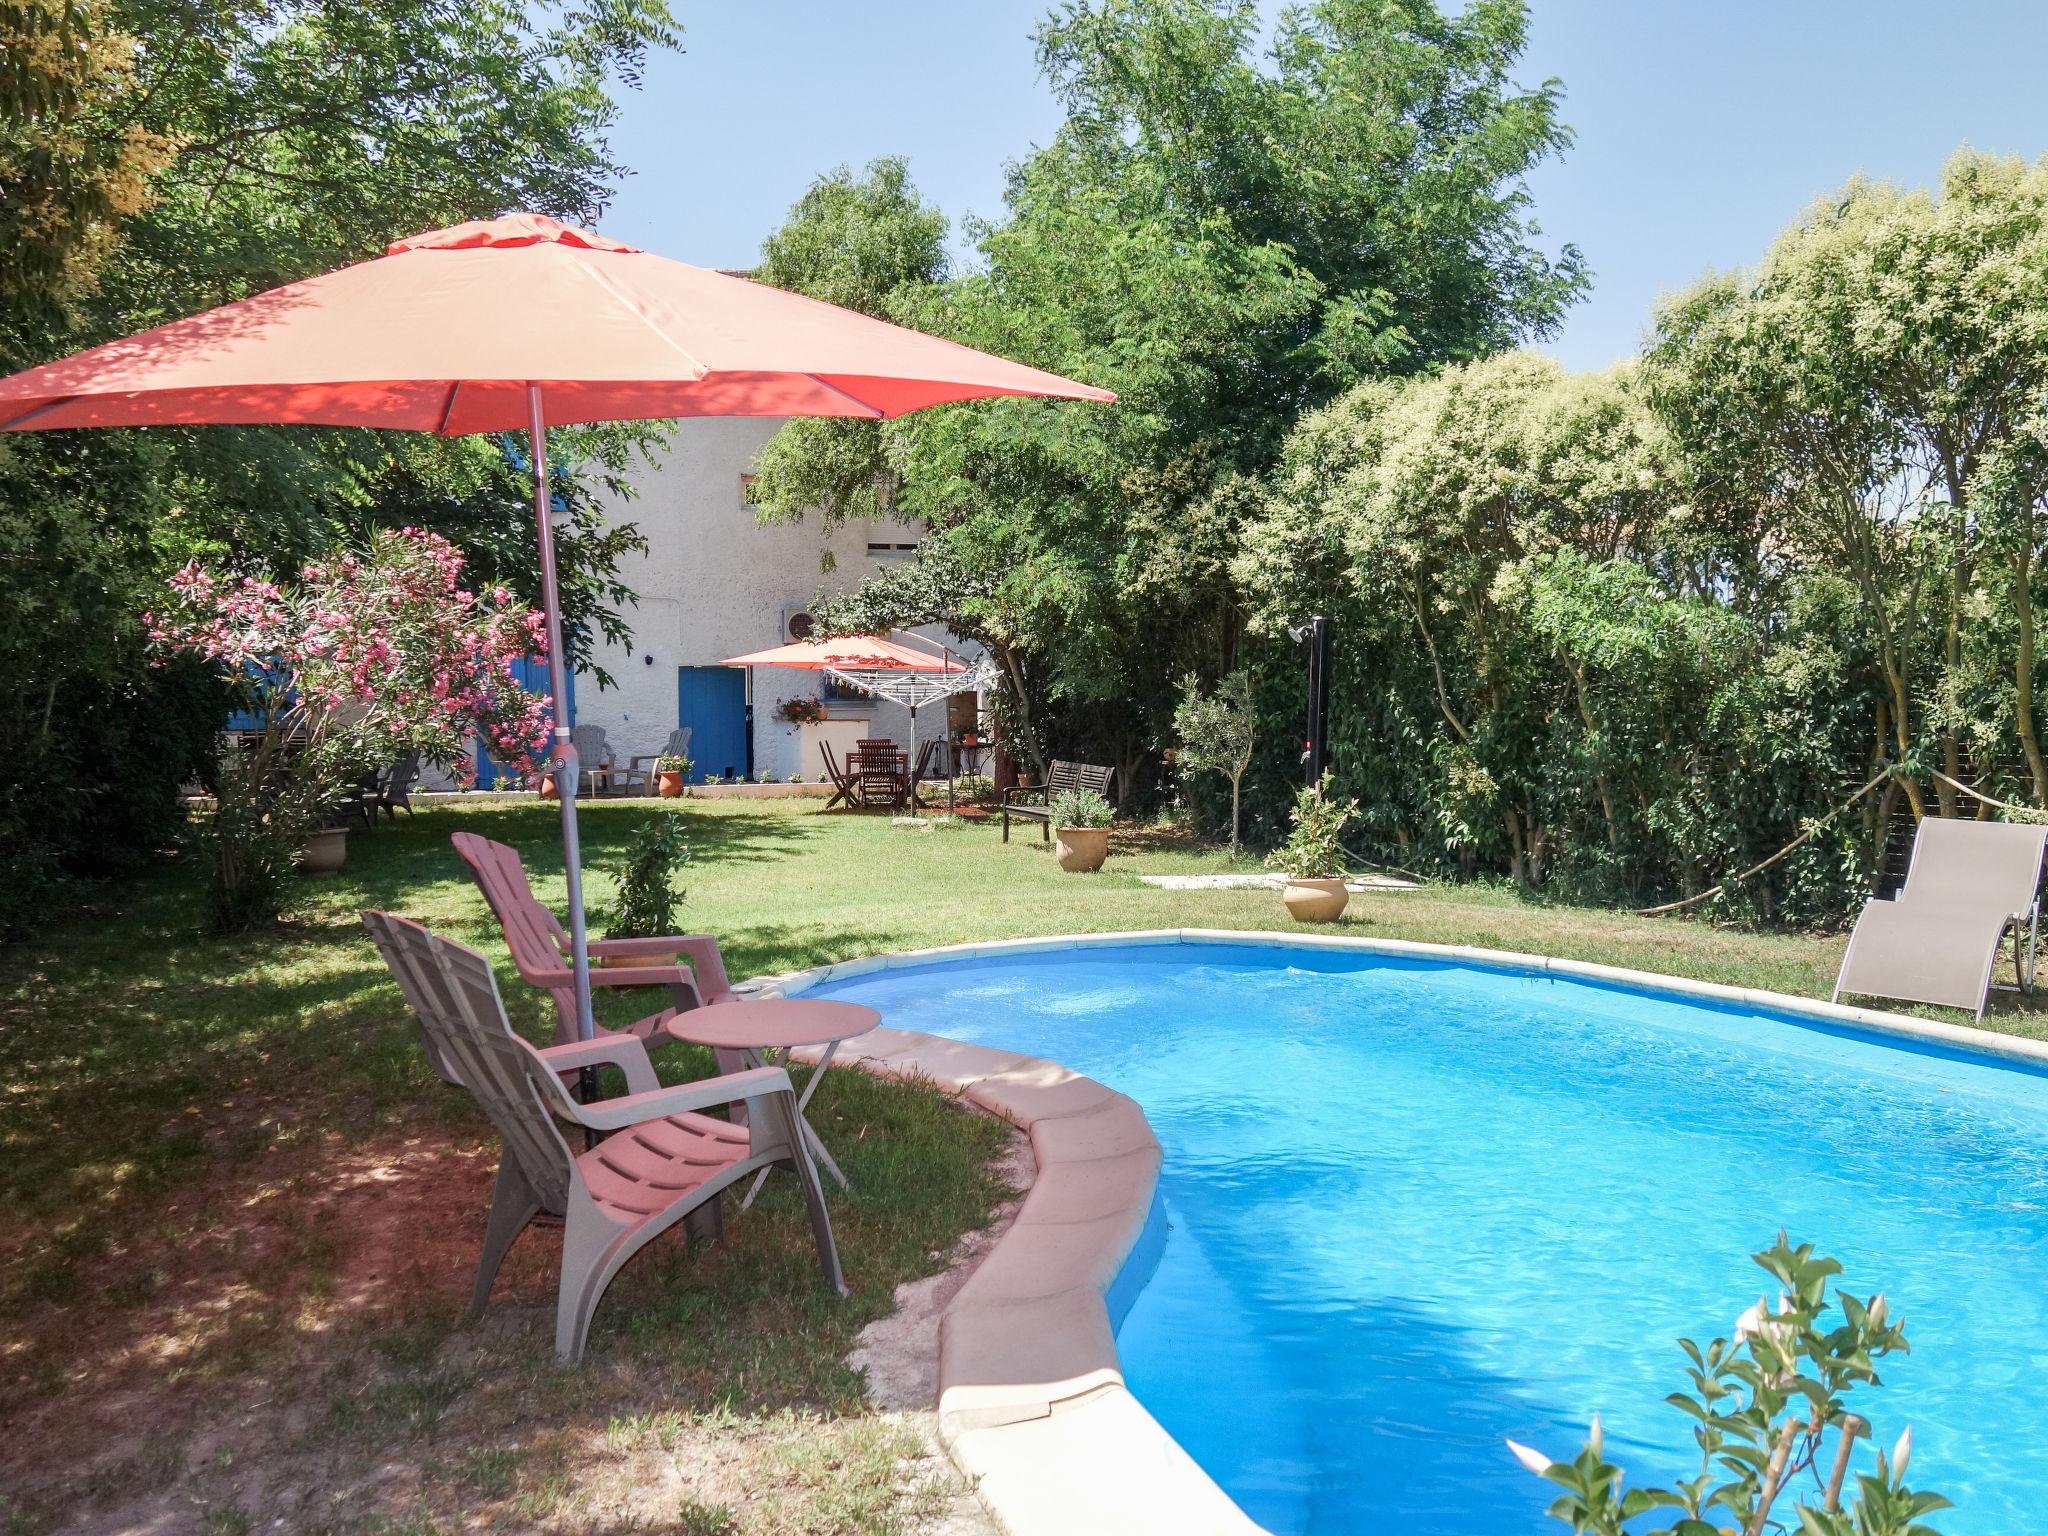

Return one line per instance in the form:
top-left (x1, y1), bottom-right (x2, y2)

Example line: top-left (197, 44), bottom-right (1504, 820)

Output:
top-left (603, 2), bottom-right (2048, 371)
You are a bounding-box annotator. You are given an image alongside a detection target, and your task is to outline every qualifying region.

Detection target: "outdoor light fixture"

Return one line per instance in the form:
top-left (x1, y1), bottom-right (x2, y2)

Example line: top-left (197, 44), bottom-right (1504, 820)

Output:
top-left (1295, 615), bottom-right (1332, 785)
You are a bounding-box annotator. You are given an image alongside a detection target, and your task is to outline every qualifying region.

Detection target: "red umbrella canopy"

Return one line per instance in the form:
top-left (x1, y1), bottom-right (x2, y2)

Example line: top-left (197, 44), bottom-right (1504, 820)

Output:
top-left (0, 212), bottom-right (1114, 434)
top-left (720, 635), bottom-right (969, 671)
top-left (0, 211), bottom-right (1110, 1048)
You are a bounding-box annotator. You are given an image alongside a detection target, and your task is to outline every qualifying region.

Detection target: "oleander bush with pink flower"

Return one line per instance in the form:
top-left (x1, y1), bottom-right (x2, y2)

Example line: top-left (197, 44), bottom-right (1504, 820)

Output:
top-left (151, 528), bottom-right (552, 928)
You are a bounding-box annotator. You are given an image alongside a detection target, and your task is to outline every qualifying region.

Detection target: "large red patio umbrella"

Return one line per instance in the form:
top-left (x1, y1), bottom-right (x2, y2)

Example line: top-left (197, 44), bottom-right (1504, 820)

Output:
top-left (0, 212), bottom-right (1112, 1039)
top-left (718, 634), bottom-right (969, 671)
top-left (722, 633), bottom-right (980, 804)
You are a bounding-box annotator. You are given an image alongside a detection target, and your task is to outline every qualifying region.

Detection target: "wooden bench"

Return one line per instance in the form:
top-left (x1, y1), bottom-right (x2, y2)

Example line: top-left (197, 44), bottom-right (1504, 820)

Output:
top-left (1001, 759), bottom-right (1115, 842)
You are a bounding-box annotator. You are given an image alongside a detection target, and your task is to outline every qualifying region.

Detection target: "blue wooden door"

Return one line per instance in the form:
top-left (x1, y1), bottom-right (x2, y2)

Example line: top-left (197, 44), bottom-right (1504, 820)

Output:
top-left (677, 666), bottom-right (747, 783)
top-left (477, 655), bottom-right (573, 788)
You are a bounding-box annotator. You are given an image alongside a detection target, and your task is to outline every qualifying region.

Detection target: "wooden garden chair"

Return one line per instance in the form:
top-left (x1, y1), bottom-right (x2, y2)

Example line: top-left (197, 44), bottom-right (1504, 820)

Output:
top-left (362, 910), bottom-right (846, 1363)
top-left (450, 831), bottom-right (739, 1055)
top-left (819, 742), bottom-right (860, 811)
top-left (377, 751), bottom-right (421, 820)
top-left (850, 741), bottom-right (909, 810)
top-left (570, 722), bottom-right (616, 797)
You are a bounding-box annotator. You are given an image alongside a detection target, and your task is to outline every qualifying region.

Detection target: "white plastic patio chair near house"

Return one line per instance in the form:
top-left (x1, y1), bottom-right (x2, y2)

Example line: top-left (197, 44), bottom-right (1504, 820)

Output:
top-left (570, 721), bottom-right (617, 797)
top-left (362, 910), bottom-right (846, 1362)
top-left (1834, 817), bottom-right (2048, 1019)
top-left (625, 726), bottom-right (693, 796)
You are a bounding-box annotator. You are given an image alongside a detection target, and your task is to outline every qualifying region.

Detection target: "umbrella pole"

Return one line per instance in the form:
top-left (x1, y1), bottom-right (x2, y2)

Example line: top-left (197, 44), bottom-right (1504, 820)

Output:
top-left (528, 384), bottom-right (596, 1045)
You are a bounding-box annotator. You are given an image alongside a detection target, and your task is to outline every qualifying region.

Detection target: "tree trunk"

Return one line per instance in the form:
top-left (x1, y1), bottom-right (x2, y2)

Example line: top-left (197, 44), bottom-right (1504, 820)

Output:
top-left (2017, 543), bottom-right (2048, 805)
top-left (1840, 501), bottom-right (1924, 818)
top-left (1569, 665), bottom-right (1621, 849)
top-left (1228, 772), bottom-right (1242, 856)
top-left (1504, 802), bottom-right (1532, 888)
top-left (1936, 557), bottom-right (1964, 817)
top-left (992, 643), bottom-right (1047, 776)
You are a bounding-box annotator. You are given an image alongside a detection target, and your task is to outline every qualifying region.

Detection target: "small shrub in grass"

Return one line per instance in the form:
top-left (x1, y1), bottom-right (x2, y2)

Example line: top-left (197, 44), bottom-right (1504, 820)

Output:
top-left (1506, 1234), bottom-right (1949, 1536)
top-left (675, 1499), bottom-right (738, 1536)
top-left (605, 811), bottom-right (691, 939)
top-left (1173, 668), bottom-right (1257, 854)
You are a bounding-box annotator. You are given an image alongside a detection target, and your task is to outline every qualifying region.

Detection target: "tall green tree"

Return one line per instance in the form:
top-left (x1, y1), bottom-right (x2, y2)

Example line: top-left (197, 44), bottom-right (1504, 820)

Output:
top-left (0, 0), bottom-right (680, 929)
top-left (1646, 149), bottom-right (2048, 816)
top-left (748, 157), bottom-right (949, 533)
top-left (1241, 353), bottom-right (1704, 891)
top-left (763, 0), bottom-right (1583, 793)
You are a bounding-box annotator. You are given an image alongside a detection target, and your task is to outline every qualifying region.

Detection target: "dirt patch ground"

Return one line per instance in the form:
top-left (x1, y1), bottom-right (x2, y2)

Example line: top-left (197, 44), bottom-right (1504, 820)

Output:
top-left (0, 1083), bottom-right (1018, 1536)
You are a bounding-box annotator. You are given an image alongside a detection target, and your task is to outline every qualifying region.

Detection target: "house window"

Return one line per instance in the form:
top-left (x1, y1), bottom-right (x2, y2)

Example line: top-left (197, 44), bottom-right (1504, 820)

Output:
top-left (867, 540), bottom-right (919, 559)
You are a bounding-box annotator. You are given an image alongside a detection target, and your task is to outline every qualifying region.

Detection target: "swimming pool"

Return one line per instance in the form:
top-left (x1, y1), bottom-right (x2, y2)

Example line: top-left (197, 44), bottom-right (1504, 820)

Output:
top-left (807, 939), bottom-right (2048, 1535)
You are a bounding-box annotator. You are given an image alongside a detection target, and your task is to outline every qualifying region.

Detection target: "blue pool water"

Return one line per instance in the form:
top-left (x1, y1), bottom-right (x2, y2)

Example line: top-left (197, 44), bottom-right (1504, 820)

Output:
top-left (809, 941), bottom-right (2048, 1535)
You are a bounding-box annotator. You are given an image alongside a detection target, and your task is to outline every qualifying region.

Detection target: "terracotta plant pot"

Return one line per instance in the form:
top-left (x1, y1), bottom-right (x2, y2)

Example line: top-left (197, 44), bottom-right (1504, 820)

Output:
top-left (298, 825), bottom-right (349, 876)
top-left (1281, 876), bottom-right (1349, 922)
top-left (657, 769), bottom-right (683, 797)
top-left (540, 772), bottom-right (559, 799)
top-left (1055, 824), bottom-right (1110, 873)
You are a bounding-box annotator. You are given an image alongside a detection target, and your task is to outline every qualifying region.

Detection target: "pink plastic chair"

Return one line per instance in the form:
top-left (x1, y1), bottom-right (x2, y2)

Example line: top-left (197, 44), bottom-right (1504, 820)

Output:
top-left (363, 910), bottom-right (845, 1361)
top-left (450, 831), bottom-right (738, 1049)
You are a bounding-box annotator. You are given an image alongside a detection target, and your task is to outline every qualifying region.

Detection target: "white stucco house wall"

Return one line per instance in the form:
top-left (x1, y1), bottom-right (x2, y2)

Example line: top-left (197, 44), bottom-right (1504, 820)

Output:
top-left (565, 416), bottom-right (982, 783)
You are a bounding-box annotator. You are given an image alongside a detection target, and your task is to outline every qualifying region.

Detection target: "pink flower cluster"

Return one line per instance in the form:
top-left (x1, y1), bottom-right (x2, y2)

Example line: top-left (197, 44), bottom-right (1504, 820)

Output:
top-left (152, 528), bottom-right (555, 784)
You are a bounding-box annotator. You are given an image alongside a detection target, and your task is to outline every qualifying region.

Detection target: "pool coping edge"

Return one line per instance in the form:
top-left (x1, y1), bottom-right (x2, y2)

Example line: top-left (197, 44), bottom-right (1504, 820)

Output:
top-left (744, 1018), bottom-right (1262, 1531)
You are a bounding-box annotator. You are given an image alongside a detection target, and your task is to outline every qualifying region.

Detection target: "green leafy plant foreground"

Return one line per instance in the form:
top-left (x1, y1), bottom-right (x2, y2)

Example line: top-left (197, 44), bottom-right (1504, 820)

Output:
top-left (1509, 1235), bottom-right (1950, 1536)
top-left (604, 811), bottom-right (692, 940)
top-left (1267, 774), bottom-right (1358, 879)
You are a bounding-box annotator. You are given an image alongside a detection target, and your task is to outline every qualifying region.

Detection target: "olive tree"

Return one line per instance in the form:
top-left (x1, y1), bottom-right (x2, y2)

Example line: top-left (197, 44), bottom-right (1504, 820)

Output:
top-left (1173, 670), bottom-right (1258, 854)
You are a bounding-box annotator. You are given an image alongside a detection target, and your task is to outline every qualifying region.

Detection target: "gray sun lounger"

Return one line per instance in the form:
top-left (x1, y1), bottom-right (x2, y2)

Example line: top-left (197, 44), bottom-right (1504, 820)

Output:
top-left (1834, 817), bottom-right (2047, 1019)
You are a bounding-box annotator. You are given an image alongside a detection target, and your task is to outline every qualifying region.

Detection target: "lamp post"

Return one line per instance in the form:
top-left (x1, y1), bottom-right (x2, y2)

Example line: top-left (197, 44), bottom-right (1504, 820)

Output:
top-left (1297, 614), bottom-right (1331, 786)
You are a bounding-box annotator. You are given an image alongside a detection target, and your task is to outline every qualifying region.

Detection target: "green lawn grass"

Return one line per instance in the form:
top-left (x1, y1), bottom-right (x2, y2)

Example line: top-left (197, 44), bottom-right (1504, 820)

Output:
top-left (1, 797), bottom-right (2037, 1533)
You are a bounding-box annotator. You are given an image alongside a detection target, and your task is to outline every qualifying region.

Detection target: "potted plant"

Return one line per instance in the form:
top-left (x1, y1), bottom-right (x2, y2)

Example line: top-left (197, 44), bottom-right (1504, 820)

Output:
top-left (602, 810), bottom-right (690, 965)
top-left (1050, 787), bottom-right (1114, 872)
top-left (300, 823), bottom-right (350, 875)
top-left (774, 695), bottom-right (828, 726)
top-left (655, 753), bottom-right (692, 797)
top-left (1268, 774), bottom-right (1359, 921)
